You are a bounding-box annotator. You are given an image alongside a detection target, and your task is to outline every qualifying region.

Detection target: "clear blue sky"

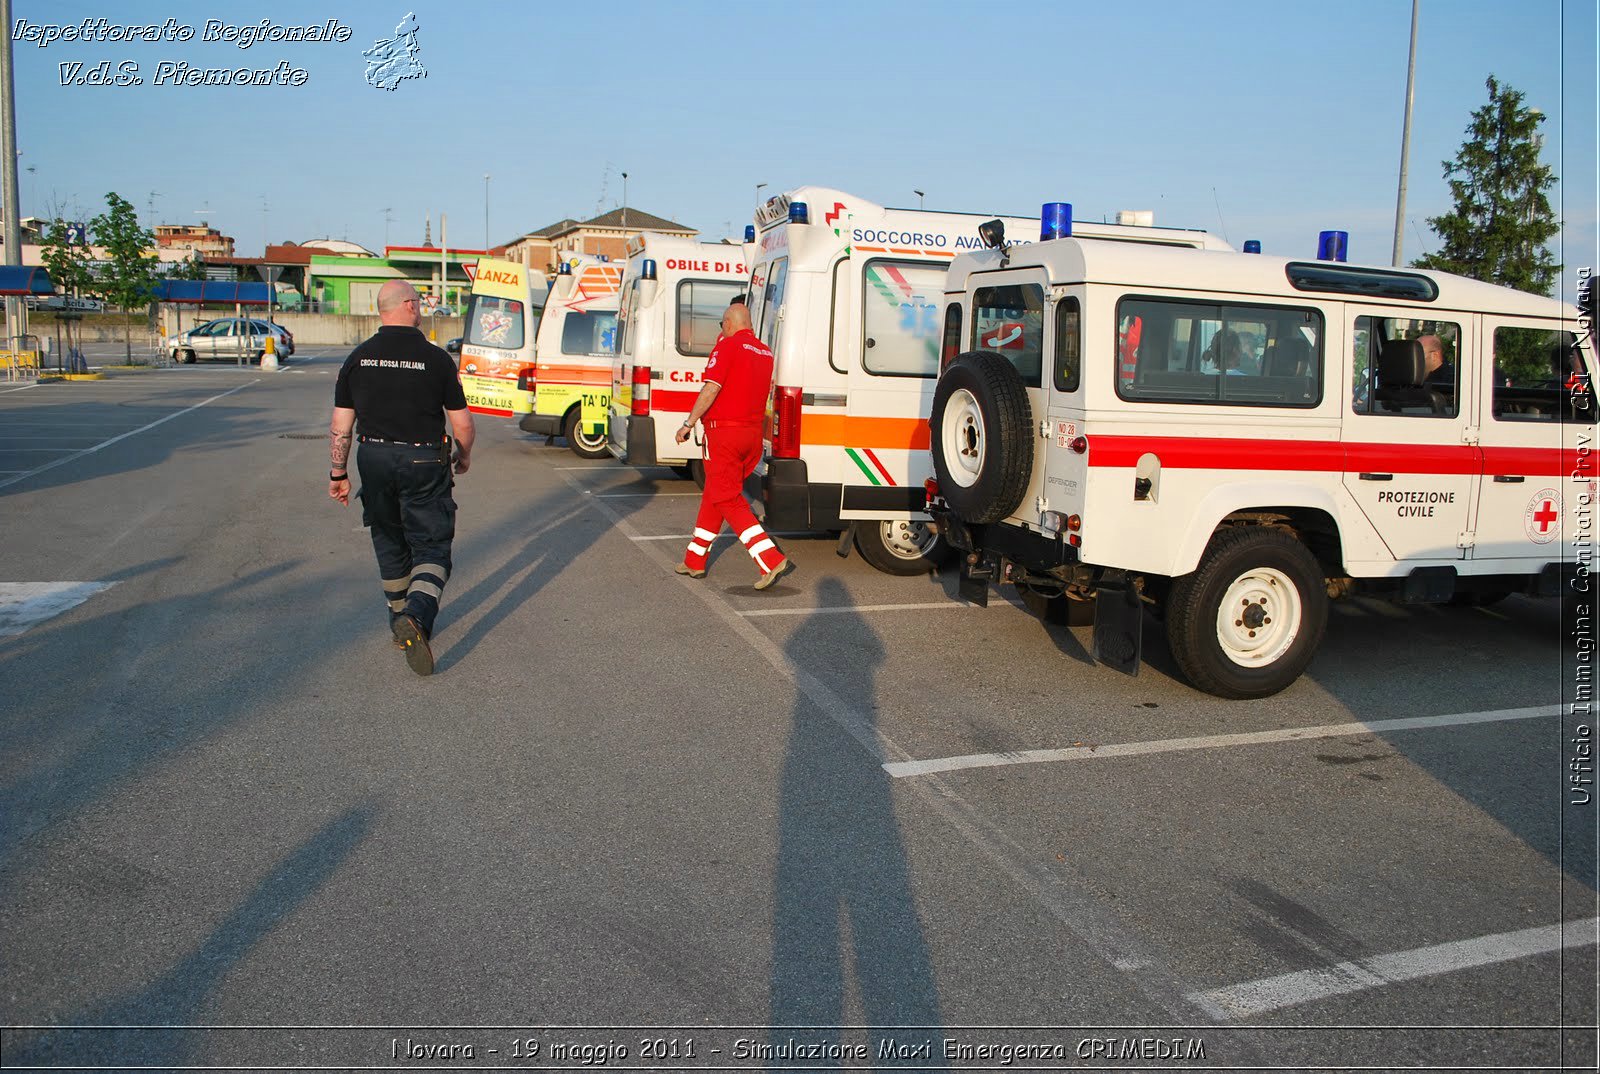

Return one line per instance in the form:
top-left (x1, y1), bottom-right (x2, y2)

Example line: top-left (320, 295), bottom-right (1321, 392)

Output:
top-left (13, 0), bottom-right (1598, 301)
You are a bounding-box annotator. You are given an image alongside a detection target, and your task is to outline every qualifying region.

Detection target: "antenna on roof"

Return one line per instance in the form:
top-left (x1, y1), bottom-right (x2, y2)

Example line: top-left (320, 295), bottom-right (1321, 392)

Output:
top-left (595, 161), bottom-right (614, 218)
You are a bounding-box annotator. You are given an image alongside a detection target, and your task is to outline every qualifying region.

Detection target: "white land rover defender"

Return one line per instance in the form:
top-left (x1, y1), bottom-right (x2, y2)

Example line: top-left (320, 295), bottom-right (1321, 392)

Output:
top-left (927, 214), bottom-right (1593, 699)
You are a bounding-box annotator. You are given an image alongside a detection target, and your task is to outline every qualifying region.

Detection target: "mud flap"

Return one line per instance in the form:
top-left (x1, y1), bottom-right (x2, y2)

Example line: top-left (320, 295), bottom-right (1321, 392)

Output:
top-left (1092, 580), bottom-right (1142, 676)
top-left (836, 521), bottom-right (857, 559)
top-left (958, 562), bottom-right (990, 607)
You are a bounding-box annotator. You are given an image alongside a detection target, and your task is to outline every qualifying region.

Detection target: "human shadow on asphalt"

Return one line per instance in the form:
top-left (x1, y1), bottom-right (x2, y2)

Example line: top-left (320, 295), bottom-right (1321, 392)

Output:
top-left (769, 578), bottom-right (945, 1063)
top-left (3, 804), bottom-right (375, 1069)
top-left (424, 466), bottom-right (659, 673)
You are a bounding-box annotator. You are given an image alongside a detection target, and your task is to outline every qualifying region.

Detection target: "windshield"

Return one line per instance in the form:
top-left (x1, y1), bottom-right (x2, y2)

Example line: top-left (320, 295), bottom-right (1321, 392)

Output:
top-left (465, 294), bottom-right (525, 351)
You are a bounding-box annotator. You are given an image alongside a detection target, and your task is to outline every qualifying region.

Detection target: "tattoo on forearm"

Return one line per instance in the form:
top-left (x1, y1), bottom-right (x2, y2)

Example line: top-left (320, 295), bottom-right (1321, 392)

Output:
top-left (331, 431), bottom-right (352, 469)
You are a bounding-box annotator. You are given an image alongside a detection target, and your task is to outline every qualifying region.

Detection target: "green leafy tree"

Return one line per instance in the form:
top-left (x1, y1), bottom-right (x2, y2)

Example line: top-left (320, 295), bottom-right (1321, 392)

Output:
top-left (39, 219), bottom-right (94, 299)
top-left (87, 191), bottom-right (160, 360)
top-left (169, 254), bottom-right (208, 281)
top-left (1415, 76), bottom-right (1559, 302)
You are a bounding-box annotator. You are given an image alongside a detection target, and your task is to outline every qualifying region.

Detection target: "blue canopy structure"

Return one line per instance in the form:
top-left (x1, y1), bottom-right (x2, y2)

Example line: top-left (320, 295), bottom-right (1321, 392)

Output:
top-left (0, 266), bottom-right (56, 295)
top-left (154, 281), bottom-right (272, 305)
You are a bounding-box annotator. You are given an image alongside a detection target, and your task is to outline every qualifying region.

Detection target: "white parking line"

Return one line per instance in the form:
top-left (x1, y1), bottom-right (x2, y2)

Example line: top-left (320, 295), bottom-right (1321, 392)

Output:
top-left (0, 380), bottom-right (258, 491)
top-left (883, 704), bottom-right (1562, 778)
top-left (1189, 917), bottom-right (1600, 1019)
top-left (0, 383), bottom-right (40, 395)
top-left (592, 492), bottom-right (703, 498)
top-left (741, 601), bottom-right (977, 619)
top-left (0, 581), bottom-right (117, 638)
top-left (629, 531), bottom-right (811, 542)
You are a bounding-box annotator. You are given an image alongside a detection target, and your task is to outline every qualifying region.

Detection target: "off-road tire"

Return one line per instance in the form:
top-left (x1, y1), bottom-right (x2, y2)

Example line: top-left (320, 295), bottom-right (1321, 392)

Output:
top-left (1166, 527), bottom-right (1328, 699)
top-left (930, 351), bottom-right (1033, 524)
top-left (853, 519), bottom-right (953, 576)
top-left (563, 407), bottom-right (610, 459)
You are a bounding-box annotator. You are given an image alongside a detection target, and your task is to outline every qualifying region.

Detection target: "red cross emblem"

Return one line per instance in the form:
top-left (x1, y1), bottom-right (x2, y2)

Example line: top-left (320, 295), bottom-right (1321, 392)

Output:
top-left (1534, 500), bottom-right (1558, 533)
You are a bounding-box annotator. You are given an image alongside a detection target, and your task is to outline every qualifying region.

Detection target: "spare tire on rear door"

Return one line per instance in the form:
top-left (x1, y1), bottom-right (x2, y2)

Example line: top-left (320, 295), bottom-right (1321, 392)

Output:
top-left (930, 350), bottom-right (1034, 524)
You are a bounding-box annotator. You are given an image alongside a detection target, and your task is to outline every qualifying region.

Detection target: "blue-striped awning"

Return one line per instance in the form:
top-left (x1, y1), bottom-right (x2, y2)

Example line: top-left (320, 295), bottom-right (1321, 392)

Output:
top-left (0, 266), bottom-right (56, 295)
top-left (154, 281), bottom-right (272, 305)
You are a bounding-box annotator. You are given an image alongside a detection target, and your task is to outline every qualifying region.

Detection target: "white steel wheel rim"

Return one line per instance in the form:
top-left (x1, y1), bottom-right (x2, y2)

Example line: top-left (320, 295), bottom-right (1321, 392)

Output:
top-left (879, 520), bottom-right (938, 560)
top-left (942, 388), bottom-right (986, 488)
top-left (576, 424), bottom-right (606, 450)
top-left (1214, 566), bottom-right (1302, 668)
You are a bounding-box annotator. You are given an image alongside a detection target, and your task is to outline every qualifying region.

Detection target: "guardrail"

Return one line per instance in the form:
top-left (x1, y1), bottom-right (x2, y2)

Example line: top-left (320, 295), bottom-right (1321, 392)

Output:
top-left (1, 334), bottom-right (43, 381)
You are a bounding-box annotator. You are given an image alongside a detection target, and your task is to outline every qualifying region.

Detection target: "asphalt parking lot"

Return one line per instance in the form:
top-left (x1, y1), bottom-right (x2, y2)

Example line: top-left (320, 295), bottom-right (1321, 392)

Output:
top-left (0, 352), bottom-right (1594, 1070)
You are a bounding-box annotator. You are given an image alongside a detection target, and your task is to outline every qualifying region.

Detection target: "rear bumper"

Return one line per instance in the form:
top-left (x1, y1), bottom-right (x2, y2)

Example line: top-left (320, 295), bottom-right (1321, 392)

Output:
top-left (616, 415), bottom-right (657, 466)
top-left (519, 412), bottom-right (561, 436)
top-left (762, 458), bottom-right (842, 531)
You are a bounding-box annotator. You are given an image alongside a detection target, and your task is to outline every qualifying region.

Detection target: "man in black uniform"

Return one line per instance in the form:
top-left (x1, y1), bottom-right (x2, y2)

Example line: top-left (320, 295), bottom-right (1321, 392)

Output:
top-left (328, 279), bottom-right (475, 676)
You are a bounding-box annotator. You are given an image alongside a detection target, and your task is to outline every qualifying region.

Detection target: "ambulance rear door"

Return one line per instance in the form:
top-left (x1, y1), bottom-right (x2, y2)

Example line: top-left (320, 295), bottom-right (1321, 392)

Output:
top-left (1473, 318), bottom-right (1591, 562)
top-left (965, 268), bottom-right (1052, 527)
top-left (840, 257), bottom-right (948, 520)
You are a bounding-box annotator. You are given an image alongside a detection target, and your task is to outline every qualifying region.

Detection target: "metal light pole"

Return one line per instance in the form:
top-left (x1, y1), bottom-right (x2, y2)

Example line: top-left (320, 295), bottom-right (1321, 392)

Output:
top-left (914, 189), bottom-right (925, 209)
top-left (621, 171), bottom-right (628, 229)
top-left (483, 173), bottom-right (490, 251)
top-left (755, 182), bottom-right (767, 207)
top-left (1, 0), bottom-right (25, 349)
top-left (1392, 0), bottom-right (1419, 266)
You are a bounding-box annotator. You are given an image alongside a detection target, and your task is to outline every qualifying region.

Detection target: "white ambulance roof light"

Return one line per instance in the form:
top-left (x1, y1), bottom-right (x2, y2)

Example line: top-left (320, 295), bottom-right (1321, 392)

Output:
top-left (744, 225), bottom-right (756, 242)
top-left (1243, 240), bottom-right (1262, 254)
top-left (1317, 230), bottom-right (1349, 263)
top-left (1040, 202), bottom-right (1073, 241)
top-left (978, 219), bottom-right (1006, 249)
top-left (641, 259), bottom-right (657, 281)
top-left (789, 202), bottom-right (810, 224)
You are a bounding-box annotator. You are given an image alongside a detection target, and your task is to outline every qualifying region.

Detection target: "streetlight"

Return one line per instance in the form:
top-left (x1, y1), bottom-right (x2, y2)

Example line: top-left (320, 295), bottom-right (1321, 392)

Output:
top-left (621, 171), bottom-right (628, 229)
top-left (914, 189), bottom-right (925, 209)
top-left (483, 173), bottom-right (490, 251)
top-left (381, 206), bottom-right (393, 249)
top-left (755, 182), bottom-right (767, 207)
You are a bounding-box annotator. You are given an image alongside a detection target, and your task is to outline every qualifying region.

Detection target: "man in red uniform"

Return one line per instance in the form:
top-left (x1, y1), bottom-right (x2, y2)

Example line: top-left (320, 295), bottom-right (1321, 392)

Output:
top-left (673, 302), bottom-right (795, 589)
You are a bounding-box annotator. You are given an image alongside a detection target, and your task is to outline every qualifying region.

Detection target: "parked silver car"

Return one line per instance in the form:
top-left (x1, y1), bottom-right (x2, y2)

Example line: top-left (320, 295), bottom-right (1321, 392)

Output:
top-left (168, 318), bottom-right (295, 363)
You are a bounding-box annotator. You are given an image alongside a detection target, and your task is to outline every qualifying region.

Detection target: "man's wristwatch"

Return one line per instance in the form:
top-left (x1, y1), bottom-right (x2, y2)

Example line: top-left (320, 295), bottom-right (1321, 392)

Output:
top-left (330, 471), bottom-right (348, 481)
top-left (681, 419), bottom-right (694, 429)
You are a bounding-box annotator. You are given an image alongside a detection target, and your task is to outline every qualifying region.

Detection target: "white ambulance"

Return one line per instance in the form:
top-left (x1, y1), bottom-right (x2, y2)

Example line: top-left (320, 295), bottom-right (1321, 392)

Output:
top-left (607, 234), bottom-right (752, 476)
top-left (751, 186), bottom-right (1231, 575)
top-left (927, 217), bottom-right (1593, 698)
top-left (458, 258), bottom-right (549, 418)
top-left (513, 255), bottom-right (624, 458)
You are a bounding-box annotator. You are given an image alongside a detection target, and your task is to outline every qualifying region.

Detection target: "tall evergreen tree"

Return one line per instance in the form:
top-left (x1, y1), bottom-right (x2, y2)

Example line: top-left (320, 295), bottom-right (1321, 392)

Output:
top-left (1415, 75), bottom-right (1559, 297)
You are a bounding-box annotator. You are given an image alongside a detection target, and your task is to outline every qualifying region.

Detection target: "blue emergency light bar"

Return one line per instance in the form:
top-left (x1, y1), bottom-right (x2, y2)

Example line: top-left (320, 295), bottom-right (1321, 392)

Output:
top-left (1243, 240), bottom-right (1261, 254)
top-left (1040, 202), bottom-right (1072, 241)
top-left (744, 225), bottom-right (756, 242)
top-left (1317, 231), bottom-right (1349, 262)
top-left (557, 262), bottom-right (572, 275)
top-left (641, 259), bottom-right (657, 281)
top-left (789, 202), bottom-right (809, 224)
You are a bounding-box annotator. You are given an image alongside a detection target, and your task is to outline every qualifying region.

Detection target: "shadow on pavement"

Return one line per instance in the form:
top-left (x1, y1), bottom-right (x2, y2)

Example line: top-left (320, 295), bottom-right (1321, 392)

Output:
top-left (769, 578), bottom-right (944, 1062)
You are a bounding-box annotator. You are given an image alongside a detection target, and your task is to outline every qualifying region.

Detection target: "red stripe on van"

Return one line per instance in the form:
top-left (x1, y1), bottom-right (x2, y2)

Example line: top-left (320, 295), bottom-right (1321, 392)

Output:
top-left (652, 388), bottom-right (699, 412)
top-left (1085, 435), bottom-right (1517, 475)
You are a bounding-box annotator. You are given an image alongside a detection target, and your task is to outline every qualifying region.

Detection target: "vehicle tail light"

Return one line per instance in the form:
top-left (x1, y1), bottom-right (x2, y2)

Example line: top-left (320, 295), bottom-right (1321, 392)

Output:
top-left (772, 385), bottom-right (802, 459)
top-left (631, 364), bottom-right (651, 417)
top-left (516, 369), bottom-right (535, 393)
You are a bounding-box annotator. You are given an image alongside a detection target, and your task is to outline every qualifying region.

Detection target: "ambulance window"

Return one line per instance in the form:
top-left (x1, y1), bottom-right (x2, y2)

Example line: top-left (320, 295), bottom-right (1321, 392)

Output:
top-left (1054, 297), bottom-right (1081, 393)
top-left (940, 303), bottom-right (963, 372)
top-left (1114, 297), bottom-right (1322, 407)
top-left (560, 310), bottom-right (619, 356)
top-left (756, 259), bottom-right (788, 350)
top-left (676, 280), bottom-right (744, 357)
top-left (615, 280), bottom-right (638, 357)
top-left (971, 283), bottom-right (1045, 388)
top-left (1351, 315), bottom-right (1459, 418)
top-left (465, 295), bottom-right (524, 351)
top-left (1491, 326), bottom-right (1590, 423)
top-left (861, 260), bottom-right (945, 377)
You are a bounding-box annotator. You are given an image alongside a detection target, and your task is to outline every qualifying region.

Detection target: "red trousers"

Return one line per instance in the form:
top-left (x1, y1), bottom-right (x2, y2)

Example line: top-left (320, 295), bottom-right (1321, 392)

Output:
top-left (683, 423), bottom-right (785, 573)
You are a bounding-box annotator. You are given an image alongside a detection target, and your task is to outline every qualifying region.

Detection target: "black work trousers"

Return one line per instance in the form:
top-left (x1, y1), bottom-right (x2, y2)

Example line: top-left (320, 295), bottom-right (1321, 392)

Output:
top-left (357, 442), bottom-right (456, 637)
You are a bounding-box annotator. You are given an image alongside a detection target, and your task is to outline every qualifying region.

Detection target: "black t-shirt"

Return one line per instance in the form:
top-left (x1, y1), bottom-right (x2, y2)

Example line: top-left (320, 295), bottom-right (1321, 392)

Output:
top-left (333, 325), bottom-right (467, 443)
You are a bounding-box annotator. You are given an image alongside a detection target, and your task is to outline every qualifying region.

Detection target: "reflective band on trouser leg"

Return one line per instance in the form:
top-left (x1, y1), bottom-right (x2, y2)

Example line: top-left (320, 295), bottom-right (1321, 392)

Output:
top-left (382, 577), bottom-right (409, 615)
top-left (405, 562), bottom-right (449, 637)
top-left (740, 527), bottom-right (785, 573)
